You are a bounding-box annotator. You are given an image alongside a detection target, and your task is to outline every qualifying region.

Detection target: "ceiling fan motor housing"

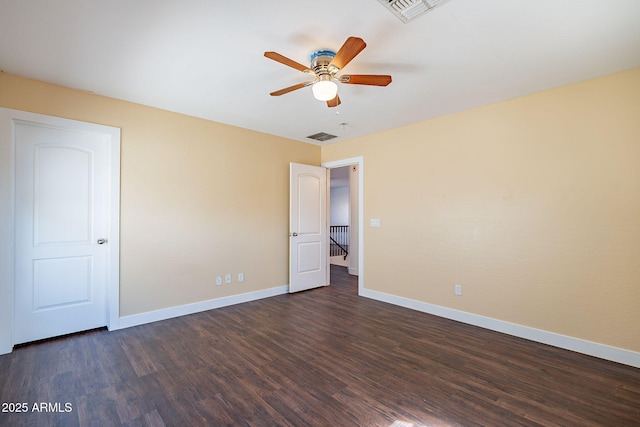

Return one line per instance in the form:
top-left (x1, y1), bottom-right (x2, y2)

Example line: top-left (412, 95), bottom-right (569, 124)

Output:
top-left (310, 50), bottom-right (338, 76)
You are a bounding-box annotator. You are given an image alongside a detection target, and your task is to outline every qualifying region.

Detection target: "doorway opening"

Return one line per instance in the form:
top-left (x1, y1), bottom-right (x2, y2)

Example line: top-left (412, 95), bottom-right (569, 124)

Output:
top-left (329, 166), bottom-right (349, 268)
top-left (323, 157), bottom-right (364, 294)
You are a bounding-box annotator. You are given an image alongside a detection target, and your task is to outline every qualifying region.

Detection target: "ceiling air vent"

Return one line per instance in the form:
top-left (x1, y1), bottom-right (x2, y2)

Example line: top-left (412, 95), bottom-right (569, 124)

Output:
top-left (378, 0), bottom-right (448, 23)
top-left (307, 132), bottom-right (337, 142)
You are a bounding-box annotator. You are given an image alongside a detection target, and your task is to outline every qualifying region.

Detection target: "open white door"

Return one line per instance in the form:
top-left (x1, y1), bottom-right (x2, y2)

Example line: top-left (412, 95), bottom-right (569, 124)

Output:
top-left (289, 162), bottom-right (329, 293)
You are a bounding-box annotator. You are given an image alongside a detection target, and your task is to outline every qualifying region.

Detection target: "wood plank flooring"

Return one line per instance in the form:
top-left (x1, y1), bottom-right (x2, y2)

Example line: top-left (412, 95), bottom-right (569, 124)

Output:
top-left (1, 265), bottom-right (639, 426)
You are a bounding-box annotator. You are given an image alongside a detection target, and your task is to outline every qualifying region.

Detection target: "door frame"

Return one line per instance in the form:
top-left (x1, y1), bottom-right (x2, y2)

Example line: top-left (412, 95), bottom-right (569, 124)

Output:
top-left (0, 108), bottom-right (121, 354)
top-left (322, 157), bottom-right (364, 294)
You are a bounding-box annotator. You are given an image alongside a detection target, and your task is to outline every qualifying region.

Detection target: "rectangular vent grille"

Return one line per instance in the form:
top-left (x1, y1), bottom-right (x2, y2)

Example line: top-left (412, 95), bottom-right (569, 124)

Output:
top-left (307, 132), bottom-right (337, 142)
top-left (378, 0), bottom-right (448, 23)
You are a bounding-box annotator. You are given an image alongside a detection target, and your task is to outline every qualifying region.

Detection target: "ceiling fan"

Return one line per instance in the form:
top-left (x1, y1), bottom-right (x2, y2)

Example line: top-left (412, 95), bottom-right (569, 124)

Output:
top-left (264, 36), bottom-right (392, 108)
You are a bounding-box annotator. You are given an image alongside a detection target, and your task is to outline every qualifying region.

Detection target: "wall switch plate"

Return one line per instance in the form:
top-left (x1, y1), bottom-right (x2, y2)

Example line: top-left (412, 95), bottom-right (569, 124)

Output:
top-left (216, 276), bottom-right (222, 286)
top-left (455, 284), bottom-right (462, 296)
top-left (370, 218), bottom-right (381, 227)
top-left (225, 274), bottom-right (232, 284)
top-left (238, 273), bottom-right (244, 282)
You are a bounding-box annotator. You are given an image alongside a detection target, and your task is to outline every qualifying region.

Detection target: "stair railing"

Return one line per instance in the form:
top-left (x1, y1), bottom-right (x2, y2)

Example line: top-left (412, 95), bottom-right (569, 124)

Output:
top-left (329, 225), bottom-right (349, 260)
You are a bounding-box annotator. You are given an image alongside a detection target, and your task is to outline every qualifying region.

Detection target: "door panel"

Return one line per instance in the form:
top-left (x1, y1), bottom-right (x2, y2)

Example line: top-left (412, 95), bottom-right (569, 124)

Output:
top-left (34, 146), bottom-right (92, 244)
top-left (14, 122), bottom-right (110, 344)
top-left (297, 241), bottom-right (322, 273)
top-left (33, 256), bottom-right (92, 310)
top-left (298, 174), bottom-right (322, 233)
top-left (289, 163), bottom-right (328, 293)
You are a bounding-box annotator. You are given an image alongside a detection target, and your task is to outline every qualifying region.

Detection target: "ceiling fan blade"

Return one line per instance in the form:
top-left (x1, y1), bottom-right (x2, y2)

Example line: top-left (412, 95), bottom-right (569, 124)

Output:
top-left (270, 82), bottom-right (312, 96)
top-left (264, 51), bottom-right (311, 73)
top-left (326, 95), bottom-right (341, 108)
top-left (339, 74), bottom-right (392, 86)
top-left (329, 37), bottom-right (366, 71)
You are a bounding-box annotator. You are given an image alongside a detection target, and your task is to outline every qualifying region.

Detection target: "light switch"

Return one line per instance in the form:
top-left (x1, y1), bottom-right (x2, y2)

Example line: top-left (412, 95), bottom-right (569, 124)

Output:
top-left (370, 218), bottom-right (381, 227)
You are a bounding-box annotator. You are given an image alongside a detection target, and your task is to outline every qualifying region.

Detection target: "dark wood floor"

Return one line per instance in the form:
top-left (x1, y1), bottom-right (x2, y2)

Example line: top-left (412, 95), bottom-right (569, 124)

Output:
top-left (1, 266), bottom-right (639, 426)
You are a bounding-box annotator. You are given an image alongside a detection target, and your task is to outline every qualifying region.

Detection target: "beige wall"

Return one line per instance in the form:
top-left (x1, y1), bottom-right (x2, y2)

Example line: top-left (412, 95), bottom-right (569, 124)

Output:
top-left (2, 69), bottom-right (638, 356)
top-left (322, 68), bottom-right (640, 353)
top-left (0, 73), bottom-right (320, 320)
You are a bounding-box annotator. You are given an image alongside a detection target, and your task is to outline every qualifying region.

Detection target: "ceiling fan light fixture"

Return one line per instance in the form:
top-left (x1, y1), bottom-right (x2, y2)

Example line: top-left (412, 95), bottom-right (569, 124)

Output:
top-left (312, 79), bottom-right (338, 102)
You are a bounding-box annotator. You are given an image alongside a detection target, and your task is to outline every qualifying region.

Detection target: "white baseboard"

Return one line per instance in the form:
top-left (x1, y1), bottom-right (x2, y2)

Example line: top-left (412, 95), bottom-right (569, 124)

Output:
top-left (330, 256), bottom-right (348, 267)
top-left (360, 288), bottom-right (640, 369)
top-left (116, 285), bottom-right (289, 330)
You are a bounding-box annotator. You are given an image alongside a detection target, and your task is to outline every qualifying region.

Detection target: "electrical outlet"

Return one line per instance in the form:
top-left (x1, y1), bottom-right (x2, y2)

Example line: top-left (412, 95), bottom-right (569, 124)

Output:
top-left (216, 276), bottom-right (222, 286)
top-left (455, 284), bottom-right (462, 296)
top-left (225, 274), bottom-right (232, 284)
top-left (238, 273), bottom-right (244, 282)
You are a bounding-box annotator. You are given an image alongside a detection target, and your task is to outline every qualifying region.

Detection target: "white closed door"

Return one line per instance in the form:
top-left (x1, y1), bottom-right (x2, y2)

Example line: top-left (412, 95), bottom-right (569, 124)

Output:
top-left (14, 121), bottom-right (112, 344)
top-left (289, 162), bottom-right (329, 293)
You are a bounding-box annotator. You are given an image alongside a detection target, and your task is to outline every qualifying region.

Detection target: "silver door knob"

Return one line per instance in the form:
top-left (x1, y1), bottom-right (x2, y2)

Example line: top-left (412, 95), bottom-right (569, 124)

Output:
top-left (97, 238), bottom-right (107, 244)
top-left (290, 232), bottom-right (298, 237)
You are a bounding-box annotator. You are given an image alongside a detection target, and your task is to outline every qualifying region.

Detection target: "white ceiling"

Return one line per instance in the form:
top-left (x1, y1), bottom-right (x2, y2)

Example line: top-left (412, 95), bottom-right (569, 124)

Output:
top-left (1, 0), bottom-right (639, 145)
